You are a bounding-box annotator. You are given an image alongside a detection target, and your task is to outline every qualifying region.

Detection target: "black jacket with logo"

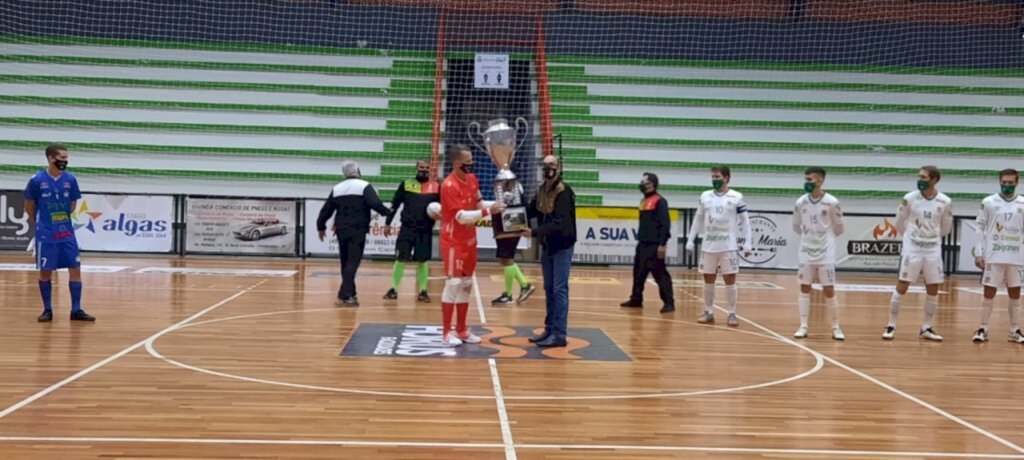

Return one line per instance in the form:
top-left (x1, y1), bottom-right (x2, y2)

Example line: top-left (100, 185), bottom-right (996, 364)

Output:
top-left (385, 179), bottom-right (440, 232)
top-left (316, 178), bottom-right (390, 236)
top-left (526, 183), bottom-right (577, 254)
top-left (638, 193), bottom-right (671, 245)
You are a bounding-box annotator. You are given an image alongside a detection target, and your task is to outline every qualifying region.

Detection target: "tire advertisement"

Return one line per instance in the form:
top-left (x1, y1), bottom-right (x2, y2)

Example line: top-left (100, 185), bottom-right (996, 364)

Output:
top-left (186, 198), bottom-right (296, 255)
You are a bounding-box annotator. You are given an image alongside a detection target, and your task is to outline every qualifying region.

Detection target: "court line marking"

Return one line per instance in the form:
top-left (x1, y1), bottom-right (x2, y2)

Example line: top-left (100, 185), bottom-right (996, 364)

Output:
top-left (0, 279), bottom-right (268, 421)
top-left (0, 436), bottom-right (1021, 458)
top-left (475, 272), bottom-right (516, 460)
top-left (145, 307), bottom-right (823, 400)
top-left (680, 290), bottom-right (1024, 455)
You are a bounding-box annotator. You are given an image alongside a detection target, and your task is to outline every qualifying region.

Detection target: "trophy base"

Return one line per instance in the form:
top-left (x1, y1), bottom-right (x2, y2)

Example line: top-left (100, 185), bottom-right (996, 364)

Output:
top-left (494, 205), bottom-right (528, 237)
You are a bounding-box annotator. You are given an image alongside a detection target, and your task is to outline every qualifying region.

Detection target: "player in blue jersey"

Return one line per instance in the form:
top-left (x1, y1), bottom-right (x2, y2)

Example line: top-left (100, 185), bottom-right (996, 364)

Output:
top-left (24, 144), bottom-right (94, 322)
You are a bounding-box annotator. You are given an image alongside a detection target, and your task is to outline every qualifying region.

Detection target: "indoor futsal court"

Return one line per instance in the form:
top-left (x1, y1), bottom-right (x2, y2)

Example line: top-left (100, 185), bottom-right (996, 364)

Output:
top-left (1, 254), bottom-right (1023, 459)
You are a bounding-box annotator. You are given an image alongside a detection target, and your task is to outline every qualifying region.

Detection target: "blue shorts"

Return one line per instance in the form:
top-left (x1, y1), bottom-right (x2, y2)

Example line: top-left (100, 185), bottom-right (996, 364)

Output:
top-left (36, 241), bottom-right (81, 271)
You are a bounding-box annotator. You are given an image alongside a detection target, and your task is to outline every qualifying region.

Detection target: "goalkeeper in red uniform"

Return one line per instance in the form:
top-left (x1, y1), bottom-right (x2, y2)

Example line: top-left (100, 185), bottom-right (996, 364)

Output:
top-left (439, 144), bottom-right (505, 347)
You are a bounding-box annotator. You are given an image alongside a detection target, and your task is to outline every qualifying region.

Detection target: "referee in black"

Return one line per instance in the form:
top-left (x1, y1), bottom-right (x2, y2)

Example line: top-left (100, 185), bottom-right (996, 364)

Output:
top-left (317, 160), bottom-right (390, 307)
top-left (382, 160), bottom-right (440, 302)
top-left (620, 172), bottom-right (675, 313)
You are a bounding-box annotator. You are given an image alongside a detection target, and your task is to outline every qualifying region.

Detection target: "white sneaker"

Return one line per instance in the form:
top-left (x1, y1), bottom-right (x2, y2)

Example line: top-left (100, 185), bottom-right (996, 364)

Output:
top-left (793, 326), bottom-right (808, 339)
top-left (832, 327), bottom-right (845, 341)
top-left (972, 328), bottom-right (989, 343)
top-left (726, 313), bottom-right (739, 327)
top-left (919, 327), bottom-right (943, 342)
top-left (882, 325), bottom-right (896, 340)
top-left (458, 332), bottom-right (482, 344)
top-left (442, 333), bottom-right (463, 347)
top-left (697, 312), bottom-right (715, 324)
top-left (1009, 329), bottom-right (1024, 344)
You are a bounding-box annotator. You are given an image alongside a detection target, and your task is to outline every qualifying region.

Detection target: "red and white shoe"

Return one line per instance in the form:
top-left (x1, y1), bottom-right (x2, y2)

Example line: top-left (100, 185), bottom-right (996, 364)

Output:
top-left (458, 331), bottom-right (482, 344)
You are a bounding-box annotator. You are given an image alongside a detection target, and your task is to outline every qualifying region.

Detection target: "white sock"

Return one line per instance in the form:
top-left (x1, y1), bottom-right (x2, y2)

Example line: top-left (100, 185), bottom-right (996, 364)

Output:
top-left (826, 296), bottom-right (840, 329)
top-left (703, 284), bottom-right (715, 314)
top-left (726, 284), bottom-right (738, 314)
top-left (1010, 298), bottom-right (1021, 333)
top-left (922, 294), bottom-right (939, 330)
top-left (798, 292), bottom-right (810, 328)
top-left (888, 292), bottom-right (902, 327)
top-left (980, 297), bottom-right (995, 330)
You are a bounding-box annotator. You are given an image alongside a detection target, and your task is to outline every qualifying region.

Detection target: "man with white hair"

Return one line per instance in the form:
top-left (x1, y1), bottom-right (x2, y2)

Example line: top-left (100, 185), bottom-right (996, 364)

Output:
top-left (317, 160), bottom-right (390, 306)
top-left (439, 144), bottom-right (505, 347)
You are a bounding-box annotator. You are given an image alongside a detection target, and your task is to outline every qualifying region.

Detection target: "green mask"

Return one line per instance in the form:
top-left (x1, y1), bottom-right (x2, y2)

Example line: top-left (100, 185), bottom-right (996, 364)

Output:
top-left (712, 179), bottom-right (724, 190)
top-left (1002, 184), bottom-right (1017, 196)
top-left (803, 182), bottom-right (816, 193)
top-left (916, 180), bottom-right (930, 192)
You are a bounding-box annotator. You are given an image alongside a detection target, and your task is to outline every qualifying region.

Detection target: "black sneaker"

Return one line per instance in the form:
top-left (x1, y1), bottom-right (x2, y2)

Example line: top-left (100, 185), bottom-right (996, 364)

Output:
top-left (516, 284), bottom-right (536, 305)
top-left (492, 293), bottom-right (514, 306)
top-left (37, 310), bottom-right (53, 322)
top-left (383, 288), bottom-right (398, 300)
top-left (619, 300), bottom-right (643, 308)
top-left (660, 304), bottom-right (676, 314)
top-left (70, 310), bottom-right (95, 322)
top-left (417, 290), bottom-right (431, 303)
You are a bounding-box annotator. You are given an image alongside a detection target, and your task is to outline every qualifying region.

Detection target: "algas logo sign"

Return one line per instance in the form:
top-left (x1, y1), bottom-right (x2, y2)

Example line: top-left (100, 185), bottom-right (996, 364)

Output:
top-left (341, 324), bottom-right (630, 361)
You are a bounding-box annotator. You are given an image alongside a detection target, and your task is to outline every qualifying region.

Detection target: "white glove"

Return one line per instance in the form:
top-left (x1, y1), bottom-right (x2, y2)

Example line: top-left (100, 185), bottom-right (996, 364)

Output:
top-left (685, 241), bottom-right (695, 254)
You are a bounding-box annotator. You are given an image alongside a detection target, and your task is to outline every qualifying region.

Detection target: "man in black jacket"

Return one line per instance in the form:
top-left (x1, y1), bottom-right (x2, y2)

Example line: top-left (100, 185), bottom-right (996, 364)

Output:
top-left (521, 155), bottom-right (577, 348)
top-left (620, 172), bottom-right (675, 313)
top-left (317, 160), bottom-right (390, 307)
top-left (382, 160), bottom-right (440, 302)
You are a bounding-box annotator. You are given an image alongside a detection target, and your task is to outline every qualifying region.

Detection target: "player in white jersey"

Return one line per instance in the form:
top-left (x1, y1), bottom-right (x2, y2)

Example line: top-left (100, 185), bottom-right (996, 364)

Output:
top-left (792, 167), bottom-right (846, 340)
top-left (686, 165), bottom-right (752, 327)
top-left (971, 168), bottom-right (1024, 344)
top-left (883, 166), bottom-right (953, 341)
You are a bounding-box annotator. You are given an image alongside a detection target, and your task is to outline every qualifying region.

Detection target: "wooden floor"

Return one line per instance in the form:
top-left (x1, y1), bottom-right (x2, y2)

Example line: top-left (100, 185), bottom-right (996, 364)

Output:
top-left (1, 254), bottom-right (1023, 459)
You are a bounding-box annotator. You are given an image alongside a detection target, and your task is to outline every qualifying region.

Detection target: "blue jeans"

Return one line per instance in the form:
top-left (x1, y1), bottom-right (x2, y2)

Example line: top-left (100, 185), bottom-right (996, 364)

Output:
top-left (541, 246), bottom-right (574, 339)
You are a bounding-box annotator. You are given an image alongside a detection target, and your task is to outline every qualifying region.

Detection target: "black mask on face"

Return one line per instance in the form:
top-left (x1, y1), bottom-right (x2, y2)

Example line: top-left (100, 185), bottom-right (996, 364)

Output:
top-left (416, 170), bottom-right (429, 183)
top-left (543, 166), bottom-right (557, 179)
top-left (54, 160), bottom-right (68, 171)
top-left (460, 164), bottom-right (473, 174)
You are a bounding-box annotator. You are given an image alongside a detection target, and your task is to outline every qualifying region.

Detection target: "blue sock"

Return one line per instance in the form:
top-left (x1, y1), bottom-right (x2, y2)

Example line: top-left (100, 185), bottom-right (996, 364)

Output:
top-left (39, 280), bottom-right (52, 312)
top-left (69, 281), bottom-right (82, 312)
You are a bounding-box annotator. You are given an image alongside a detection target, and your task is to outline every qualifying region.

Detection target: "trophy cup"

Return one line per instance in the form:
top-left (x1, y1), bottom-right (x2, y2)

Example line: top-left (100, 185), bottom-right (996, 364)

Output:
top-left (467, 117), bottom-right (530, 238)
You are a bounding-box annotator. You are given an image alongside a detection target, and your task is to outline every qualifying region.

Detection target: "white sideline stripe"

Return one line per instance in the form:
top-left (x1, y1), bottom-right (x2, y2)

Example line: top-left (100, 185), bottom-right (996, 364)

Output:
top-left (0, 437), bottom-right (1021, 458)
top-left (0, 84), bottom-right (390, 109)
top-left (0, 44), bottom-right (398, 69)
top-left (588, 104), bottom-right (1024, 129)
top-left (0, 63), bottom-right (392, 89)
top-left (473, 272), bottom-right (516, 459)
top-left (590, 125), bottom-right (1024, 150)
top-left (584, 84), bottom-right (1024, 109)
top-left (683, 291), bottom-right (1024, 456)
top-left (0, 104), bottom-right (388, 131)
top-left (581, 64), bottom-right (1024, 89)
top-left (0, 280), bottom-right (268, 421)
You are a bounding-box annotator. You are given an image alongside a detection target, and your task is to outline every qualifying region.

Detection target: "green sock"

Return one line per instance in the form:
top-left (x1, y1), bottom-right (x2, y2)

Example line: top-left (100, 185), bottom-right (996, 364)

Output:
top-left (504, 265), bottom-right (515, 295)
top-left (512, 264), bottom-right (529, 288)
top-left (392, 261), bottom-right (406, 290)
top-left (416, 262), bottom-right (429, 292)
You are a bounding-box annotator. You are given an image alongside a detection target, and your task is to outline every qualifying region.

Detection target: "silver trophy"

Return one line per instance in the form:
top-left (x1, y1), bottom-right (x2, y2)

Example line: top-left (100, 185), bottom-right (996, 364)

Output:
top-left (468, 117), bottom-right (530, 237)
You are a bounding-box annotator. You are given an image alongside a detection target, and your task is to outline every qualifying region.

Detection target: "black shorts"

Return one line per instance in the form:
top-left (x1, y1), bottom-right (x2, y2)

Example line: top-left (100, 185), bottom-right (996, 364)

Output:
top-left (395, 227), bottom-right (432, 262)
top-left (495, 236), bottom-right (521, 260)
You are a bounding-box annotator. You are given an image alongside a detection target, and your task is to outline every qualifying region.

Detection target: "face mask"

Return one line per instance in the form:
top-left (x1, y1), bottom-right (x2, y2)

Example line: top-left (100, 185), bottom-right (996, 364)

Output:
top-left (917, 180), bottom-right (930, 192)
top-left (638, 183), bottom-right (650, 193)
top-left (1002, 184), bottom-right (1017, 196)
top-left (54, 160), bottom-right (68, 171)
top-left (804, 182), bottom-right (816, 193)
top-left (712, 179), bottom-right (724, 190)
top-left (416, 171), bottom-right (429, 183)
top-left (543, 166), bottom-right (557, 179)
top-left (460, 164), bottom-right (473, 174)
